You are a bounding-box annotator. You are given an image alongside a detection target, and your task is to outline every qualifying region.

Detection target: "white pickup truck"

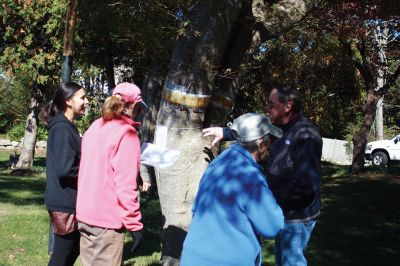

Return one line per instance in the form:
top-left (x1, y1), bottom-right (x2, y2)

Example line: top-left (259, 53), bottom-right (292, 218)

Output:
top-left (365, 134), bottom-right (400, 166)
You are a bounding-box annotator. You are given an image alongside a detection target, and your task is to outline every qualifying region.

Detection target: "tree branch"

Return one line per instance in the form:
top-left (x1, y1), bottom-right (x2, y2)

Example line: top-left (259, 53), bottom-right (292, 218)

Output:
top-left (340, 39), bottom-right (374, 84)
top-left (378, 64), bottom-right (400, 96)
top-left (251, 0), bottom-right (323, 34)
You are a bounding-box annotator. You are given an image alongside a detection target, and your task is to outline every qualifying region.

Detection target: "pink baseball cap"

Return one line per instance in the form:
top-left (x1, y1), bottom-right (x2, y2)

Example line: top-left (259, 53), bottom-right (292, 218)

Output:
top-left (112, 82), bottom-right (142, 103)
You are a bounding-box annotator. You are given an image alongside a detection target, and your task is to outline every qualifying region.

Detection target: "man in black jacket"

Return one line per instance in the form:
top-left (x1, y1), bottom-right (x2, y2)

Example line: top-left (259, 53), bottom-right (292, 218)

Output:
top-left (202, 86), bottom-right (322, 266)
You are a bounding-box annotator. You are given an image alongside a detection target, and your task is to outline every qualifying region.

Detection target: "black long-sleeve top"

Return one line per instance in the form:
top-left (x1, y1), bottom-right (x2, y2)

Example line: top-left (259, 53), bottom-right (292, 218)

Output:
top-left (45, 113), bottom-right (81, 213)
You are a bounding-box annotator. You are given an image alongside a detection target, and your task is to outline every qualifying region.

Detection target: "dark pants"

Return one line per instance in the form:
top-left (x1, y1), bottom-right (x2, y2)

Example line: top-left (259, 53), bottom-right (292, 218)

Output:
top-left (48, 230), bottom-right (80, 266)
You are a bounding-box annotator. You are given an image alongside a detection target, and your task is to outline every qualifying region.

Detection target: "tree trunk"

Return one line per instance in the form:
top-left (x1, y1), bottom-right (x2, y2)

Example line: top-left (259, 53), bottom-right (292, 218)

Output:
top-left (13, 86), bottom-right (43, 172)
top-left (373, 22), bottom-right (389, 140)
top-left (351, 87), bottom-right (377, 173)
top-left (139, 62), bottom-right (165, 185)
top-left (61, 0), bottom-right (78, 82)
top-left (155, 1), bottom-right (244, 265)
top-left (205, 2), bottom-right (259, 127)
top-left (105, 34), bottom-right (116, 92)
top-left (375, 97), bottom-right (384, 140)
top-left (348, 20), bottom-right (400, 173)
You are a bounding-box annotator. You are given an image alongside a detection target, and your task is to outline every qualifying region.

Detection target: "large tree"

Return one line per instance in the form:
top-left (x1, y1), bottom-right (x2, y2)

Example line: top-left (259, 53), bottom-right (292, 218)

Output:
top-left (151, 1), bottom-right (324, 264)
top-left (323, 1), bottom-right (400, 172)
top-left (1, 0), bottom-right (68, 170)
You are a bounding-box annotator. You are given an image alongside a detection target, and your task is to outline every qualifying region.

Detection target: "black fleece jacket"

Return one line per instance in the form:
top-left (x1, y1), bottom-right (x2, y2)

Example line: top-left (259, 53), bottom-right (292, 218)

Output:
top-left (263, 114), bottom-right (322, 221)
top-left (45, 113), bottom-right (81, 213)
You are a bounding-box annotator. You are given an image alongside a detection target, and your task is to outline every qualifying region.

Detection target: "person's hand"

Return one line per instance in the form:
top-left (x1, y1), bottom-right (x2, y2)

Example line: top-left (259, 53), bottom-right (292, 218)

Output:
top-left (130, 230), bottom-right (143, 252)
top-left (142, 181), bottom-right (151, 192)
top-left (202, 127), bottom-right (223, 146)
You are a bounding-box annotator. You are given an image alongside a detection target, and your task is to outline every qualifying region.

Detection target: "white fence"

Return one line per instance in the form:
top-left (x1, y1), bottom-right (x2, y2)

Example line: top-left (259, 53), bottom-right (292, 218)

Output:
top-left (1, 137), bottom-right (353, 165)
top-left (322, 138), bottom-right (352, 165)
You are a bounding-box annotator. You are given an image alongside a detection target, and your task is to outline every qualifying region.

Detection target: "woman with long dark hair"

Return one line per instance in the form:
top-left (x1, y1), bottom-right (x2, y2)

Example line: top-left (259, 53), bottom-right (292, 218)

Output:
top-left (42, 82), bottom-right (89, 266)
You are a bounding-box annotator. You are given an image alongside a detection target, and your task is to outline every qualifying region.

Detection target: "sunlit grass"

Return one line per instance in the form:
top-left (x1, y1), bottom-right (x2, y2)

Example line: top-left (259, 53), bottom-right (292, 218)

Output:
top-left (0, 151), bottom-right (399, 265)
top-left (0, 151), bottom-right (162, 266)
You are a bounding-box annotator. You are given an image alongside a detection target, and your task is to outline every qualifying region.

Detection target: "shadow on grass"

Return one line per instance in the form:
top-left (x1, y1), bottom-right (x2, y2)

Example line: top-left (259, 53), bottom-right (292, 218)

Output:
top-left (123, 192), bottom-right (163, 265)
top-left (0, 154), bottom-right (46, 206)
top-left (0, 173), bottom-right (45, 205)
top-left (307, 163), bottom-right (400, 266)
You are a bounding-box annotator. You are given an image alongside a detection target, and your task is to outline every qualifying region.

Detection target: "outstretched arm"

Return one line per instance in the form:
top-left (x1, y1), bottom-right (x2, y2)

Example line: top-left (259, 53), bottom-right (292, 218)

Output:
top-left (202, 127), bottom-right (235, 146)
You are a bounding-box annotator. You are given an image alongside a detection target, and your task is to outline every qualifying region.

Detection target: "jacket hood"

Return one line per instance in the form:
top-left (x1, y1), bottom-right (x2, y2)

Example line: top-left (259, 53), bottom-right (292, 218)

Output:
top-left (48, 113), bottom-right (76, 131)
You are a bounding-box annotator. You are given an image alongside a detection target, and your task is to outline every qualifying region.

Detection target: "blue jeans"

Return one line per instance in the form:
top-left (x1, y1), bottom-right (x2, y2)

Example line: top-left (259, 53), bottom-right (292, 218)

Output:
top-left (274, 220), bottom-right (316, 266)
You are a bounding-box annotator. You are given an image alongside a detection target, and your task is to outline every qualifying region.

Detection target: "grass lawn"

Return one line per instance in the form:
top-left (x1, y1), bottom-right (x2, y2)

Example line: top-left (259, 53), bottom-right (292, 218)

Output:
top-left (307, 162), bottom-right (400, 266)
top-left (0, 151), bottom-right (399, 265)
top-left (0, 151), bottom-right (162, 265)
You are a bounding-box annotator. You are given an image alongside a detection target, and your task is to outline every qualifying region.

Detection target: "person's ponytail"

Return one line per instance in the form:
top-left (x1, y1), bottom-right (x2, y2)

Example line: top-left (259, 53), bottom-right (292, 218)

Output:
top-left (101, 95), bottom-right (125, 121)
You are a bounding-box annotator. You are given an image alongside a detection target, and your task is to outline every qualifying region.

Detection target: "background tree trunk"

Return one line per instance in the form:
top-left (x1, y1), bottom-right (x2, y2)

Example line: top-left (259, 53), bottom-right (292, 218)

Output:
top-left (343, 21), bottom-right (400, 173)
top-left (373, 22), bottom-right (389, 140)
top-left (13, 87), bottom-right (43, 171)
top-left (61, 0), bottom-right (78, 82)
top-left (375, 97), bottom-right (384, 140)
top-left (105, 34), bottom-right (116, 91)
top-left (351, 87), bottom-right (377, 173)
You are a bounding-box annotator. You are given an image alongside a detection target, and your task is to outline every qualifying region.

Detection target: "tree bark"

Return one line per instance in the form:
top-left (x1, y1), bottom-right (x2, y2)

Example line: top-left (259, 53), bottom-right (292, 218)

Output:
top-left (375, 96), bottom-right (384, 140)
top-left (154, 1), bottom-right (244, 265)
top-left (61, 0), bottom-right (78, 82)
top-left (139, 62), bottom-right (165, 184)
top-left (373, 22), bottom-right (389, 140)
top-left (343, 38), bottom-right (377, 173)
top-left (105, 33), bottom-right (116, 92)
top-left (12, 86), bottom-right (43, 172)
top-left (351, 86), bottom-right (377, 173)
top-left (204, 2), bottom-right (256, 126)
top-left (251, 0), bottom-right (322, 35)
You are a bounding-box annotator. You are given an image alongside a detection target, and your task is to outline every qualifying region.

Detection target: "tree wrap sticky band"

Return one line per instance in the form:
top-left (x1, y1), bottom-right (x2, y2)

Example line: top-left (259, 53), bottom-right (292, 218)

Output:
top-left (162, 86), bottom-right (212, 108)
top-left (162, 82), bottom-right (234, 110)
top-left (209, 93), bottom-right (234, 110)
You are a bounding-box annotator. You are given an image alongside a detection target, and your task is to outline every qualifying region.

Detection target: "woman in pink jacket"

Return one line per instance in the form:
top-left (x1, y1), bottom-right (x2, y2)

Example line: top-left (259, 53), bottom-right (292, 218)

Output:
top-left (76, 83), bottom-right (144, 266)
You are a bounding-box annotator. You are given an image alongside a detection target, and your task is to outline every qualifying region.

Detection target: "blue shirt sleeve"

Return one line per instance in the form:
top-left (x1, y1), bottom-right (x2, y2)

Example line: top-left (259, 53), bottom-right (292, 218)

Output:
top-left (245, 180), bottom-right (284, 238)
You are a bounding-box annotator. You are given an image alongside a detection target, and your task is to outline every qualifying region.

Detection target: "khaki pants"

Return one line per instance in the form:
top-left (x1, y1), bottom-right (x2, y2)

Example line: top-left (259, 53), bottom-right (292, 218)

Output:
top-left (78, 222), bottom-right (125, 266)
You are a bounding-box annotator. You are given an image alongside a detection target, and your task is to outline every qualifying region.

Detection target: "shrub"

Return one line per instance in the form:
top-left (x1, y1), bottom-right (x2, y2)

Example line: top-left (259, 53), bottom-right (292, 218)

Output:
top-left (0, 111), bottom-right (14, 134)
top-left (7, 122), bottom-right (48, 142)
top-left (7, 122), bottom-right (25, 142)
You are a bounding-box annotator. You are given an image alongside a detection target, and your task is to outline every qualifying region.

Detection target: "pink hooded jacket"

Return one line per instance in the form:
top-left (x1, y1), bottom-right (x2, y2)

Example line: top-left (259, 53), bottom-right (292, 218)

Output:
top-left (76, 116), bottom-right (143, 231)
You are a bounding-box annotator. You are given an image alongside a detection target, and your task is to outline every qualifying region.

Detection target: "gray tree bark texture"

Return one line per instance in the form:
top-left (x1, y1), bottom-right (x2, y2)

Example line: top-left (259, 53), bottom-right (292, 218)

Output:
top-left (373, 22), bottom-right (389, 141)
top-left (14, 96), bottom-right (39, 170)
top-left (13, 84), bottom-right (43, 173)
